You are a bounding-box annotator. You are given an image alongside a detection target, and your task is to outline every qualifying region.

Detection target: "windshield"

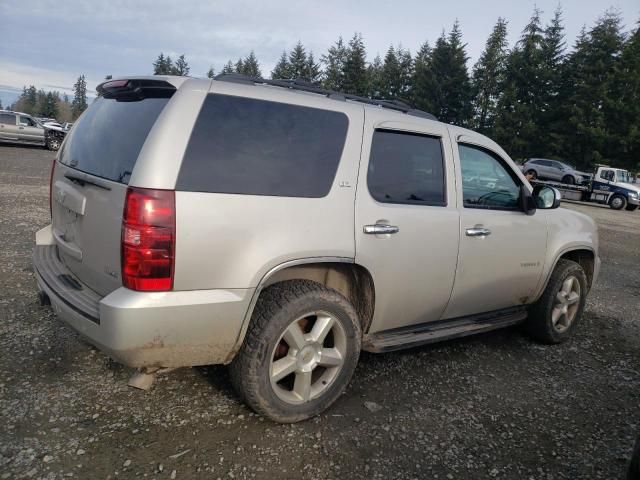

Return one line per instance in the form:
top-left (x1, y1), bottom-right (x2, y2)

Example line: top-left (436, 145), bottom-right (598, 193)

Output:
top-left (617, 170), bottom-right (632, 183)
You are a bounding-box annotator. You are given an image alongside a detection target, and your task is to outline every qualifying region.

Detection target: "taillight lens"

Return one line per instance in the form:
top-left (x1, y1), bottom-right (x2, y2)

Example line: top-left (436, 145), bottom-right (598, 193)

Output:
top-left (121, 187), bottom-right (175, 291)
top-left (49, 159), bottom-right (56, 218)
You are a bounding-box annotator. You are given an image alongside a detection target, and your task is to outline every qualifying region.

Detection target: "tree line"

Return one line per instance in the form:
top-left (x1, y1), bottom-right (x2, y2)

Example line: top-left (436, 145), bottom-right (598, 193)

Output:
top-left (153, 8), bottom-right (639, 171)
top-left (10, 75), bottom-right (88, 122)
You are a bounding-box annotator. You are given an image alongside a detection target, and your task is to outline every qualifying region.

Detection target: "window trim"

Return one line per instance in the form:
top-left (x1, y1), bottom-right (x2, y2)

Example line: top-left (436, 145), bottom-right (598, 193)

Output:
top-left (366, 128), bottom-right (448, 208)
top-left (458, 142), bottom-right (524, 212)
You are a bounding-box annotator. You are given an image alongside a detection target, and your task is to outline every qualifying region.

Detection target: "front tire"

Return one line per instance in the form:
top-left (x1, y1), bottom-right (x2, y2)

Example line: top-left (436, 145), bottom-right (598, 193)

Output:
top-left (525, 259), bottom-right (587, 344)
top-left (562, 175), bottom-right (575, 185)
top-left (609, 194), bottom-right (627, 210)
top-left (229, 280), bottom-right (361, 423)
top-left (625, 204), bottom-right (638, 212)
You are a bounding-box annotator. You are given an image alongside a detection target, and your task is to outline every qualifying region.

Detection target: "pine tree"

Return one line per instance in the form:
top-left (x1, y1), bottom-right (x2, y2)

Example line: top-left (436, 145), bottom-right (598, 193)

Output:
top-left (221, 61), bottom-right (235, 74)
top-left (0, 98), bottom-right (3, 110)
top-left (153, 53), bottom-right (174, 75)
top-left (471, 17), bottom-right (509, 134)
top-left (207, 66), bottom-right (215, 78)
top-left (105, 74), bottom-right (113, 80)
top-left (561, 11), bottom-right (625, 166)
top-left (71, 74), bottom-right (88, 120)
top-left (172, 54), bottom-right (190, 76)
top-left (494, 9), bottom-right (546, 159)
top-left (342, 33), bottom-right (368, 96)
top-left (321, 37), bottom-right (347, 90)
top-left (367, 54), bottom-right (384, 98)
top-left (271, 51), bottom-right (290, 79)
top-left (306, 52), bottom-right (321, 83)
top-left (242, 51), bottom-right (262, 77)
top-left (381, 46), bottom-right (399, 98)
top-left (411, 42), bottom-right (436, 114)
top-left (43, 92), bottom-right (59, 119)
top-left (288, 41), bottom-right (308, 79)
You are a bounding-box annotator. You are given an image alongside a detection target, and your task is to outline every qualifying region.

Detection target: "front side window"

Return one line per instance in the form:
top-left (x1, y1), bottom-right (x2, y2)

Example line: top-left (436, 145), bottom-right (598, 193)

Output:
top-left (178, 94), bottom-right (349, 198)
top-left (19, 116), bottom-right (35, 127)
top-left (367, 129), bottom-right (446, 206)
top-left (459, 144), bottom-right (521, 210)
top-left (600, 169), bottom-right (615, 181)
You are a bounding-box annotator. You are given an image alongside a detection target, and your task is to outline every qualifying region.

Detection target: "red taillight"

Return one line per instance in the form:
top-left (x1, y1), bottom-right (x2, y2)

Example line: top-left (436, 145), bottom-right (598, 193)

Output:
top-left (49, 159), bottom-right (56, 218)
top-left (121, 187), bottom-right (175, 291)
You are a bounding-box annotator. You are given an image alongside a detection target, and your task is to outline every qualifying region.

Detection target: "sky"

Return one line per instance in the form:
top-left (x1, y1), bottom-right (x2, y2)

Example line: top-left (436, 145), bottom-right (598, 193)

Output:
top-left (1, 0), bottom-right (638, 107)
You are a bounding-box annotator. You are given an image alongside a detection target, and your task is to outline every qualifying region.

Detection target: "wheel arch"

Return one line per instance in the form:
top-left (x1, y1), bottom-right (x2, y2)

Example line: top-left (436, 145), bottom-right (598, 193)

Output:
top-left (536, 247), bottom-right (596, 302)
top-left (227, 258), bottom-right (376, 362)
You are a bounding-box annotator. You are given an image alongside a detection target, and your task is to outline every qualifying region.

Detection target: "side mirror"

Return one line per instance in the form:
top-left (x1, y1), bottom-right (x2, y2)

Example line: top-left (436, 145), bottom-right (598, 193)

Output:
top-left (519, 185), bottom-right (537, 216)
top-left (532, 185), bottom-right (561, 209)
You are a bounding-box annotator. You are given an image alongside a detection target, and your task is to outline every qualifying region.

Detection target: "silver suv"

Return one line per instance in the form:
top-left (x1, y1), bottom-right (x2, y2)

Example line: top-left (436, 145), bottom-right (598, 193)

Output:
top-left (0, 110), bottom-right (64, 150)
top-left (522, 158), bottom-right (589, 185)
top-left (33, 76), bottom-right (600, 422)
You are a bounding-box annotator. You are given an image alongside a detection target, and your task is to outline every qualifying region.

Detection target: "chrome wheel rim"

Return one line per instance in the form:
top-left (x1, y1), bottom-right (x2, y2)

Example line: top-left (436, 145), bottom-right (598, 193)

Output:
top-left (551, 275), bottom-right (581, 333)
top-left (611, 197), bottom-right (623, 209)
top-left (270, 311), bottom-right (346, 405)
top-left (49, 139), bottom-right (60, 150)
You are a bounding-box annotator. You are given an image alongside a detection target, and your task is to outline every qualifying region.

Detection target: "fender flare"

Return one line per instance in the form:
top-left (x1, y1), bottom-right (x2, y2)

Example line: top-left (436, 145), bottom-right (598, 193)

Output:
top-left (533, 245), bottom-right (597, 302)
top-left (224, 256), bottom-right (354, 363)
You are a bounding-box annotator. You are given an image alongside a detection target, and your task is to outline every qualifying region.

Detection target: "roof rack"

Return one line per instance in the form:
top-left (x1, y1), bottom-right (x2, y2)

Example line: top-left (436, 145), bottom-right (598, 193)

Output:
top-left (213, 73), bottom-right (437, 121)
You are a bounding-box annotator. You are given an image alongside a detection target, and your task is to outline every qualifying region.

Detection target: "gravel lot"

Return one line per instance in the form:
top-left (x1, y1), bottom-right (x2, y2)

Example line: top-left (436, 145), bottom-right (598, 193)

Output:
top-left (1, 145), bottom-right (639, 480)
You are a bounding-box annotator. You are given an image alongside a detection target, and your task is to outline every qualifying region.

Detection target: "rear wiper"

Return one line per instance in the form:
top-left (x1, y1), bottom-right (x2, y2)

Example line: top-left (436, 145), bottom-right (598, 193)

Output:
top-left (64, 172), bottom-right (112, 191)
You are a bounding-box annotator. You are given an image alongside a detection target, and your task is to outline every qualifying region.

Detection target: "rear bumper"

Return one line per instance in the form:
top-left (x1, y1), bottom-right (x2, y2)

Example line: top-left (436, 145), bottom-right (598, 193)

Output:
top-left (33, 245), bottom-right (253, 368)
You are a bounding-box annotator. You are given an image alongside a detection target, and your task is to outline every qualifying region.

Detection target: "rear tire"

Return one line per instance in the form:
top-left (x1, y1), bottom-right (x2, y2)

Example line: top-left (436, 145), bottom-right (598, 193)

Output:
top-left (229, 280), bottom-right (361, 423)
top-left (625, 204), bottom-right (638, 212)
top-left (562, 175), bottom-right (575, 185)
top-left (609, 194), bottom-right (627, 210)
top-left (525, 259), bottom-right (587, 344)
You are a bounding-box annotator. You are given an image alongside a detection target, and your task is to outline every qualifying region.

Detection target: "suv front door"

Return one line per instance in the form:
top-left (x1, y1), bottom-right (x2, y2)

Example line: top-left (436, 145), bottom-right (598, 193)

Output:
top-left (442, 134), bottom-right (547, 319)
top-left (355, 112), bottom-right (460, 333)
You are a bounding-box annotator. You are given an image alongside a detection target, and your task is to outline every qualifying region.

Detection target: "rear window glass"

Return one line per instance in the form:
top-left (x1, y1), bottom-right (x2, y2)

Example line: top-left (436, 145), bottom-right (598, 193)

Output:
top-left (0, 113), bottom-right (15, 125)
top-left (177, 94), bottom-right (349, 197)
top-left (59, 96), bottom-right (171, 184)
top-left (367, 129), bottom-right (446, 206)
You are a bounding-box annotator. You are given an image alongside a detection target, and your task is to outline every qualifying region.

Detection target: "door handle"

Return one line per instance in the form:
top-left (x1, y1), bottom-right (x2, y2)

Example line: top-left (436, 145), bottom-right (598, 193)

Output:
top-left (465, 227), bottom-right (491, 237)
top-left (363, 224), bottom-right (399, 235)
top-left (19, 126), bottom-right (24, 130)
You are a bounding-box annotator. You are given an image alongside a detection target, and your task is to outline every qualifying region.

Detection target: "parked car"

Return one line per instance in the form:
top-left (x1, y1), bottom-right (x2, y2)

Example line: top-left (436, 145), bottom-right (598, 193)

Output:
top-left (522, 158), bottom-right (590, 185)
top-left (33, 76), bottom-right (600, 423)
top-left (0, 110), bottom-right (65, 150)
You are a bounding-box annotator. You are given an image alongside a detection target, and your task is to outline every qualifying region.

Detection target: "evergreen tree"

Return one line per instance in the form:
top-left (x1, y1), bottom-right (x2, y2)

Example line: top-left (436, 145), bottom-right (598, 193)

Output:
top-left (367, 54), bottom-right (384, 98)
top-left (207, 66), bottom-right (215, 78)
top-left (71, 74), bottom-right (88, 120)
top-left (235, 58), bottom-right (245, 74)
top-left (43, 92), bottom-right (59, 118)
top-left (610, 21), bottom-right (640, 170)
top-left (0, 98), bottom-right (3, 110)
top-left (342, 33), bottom-right (368, 96)
top-left (172, 54), bottom-right (190, 76)
top-left (242, 51), bottom-right (262, 77)
top-left (271, 51), bottom-right (291, 79)
top-left (153, 53), bottom-right (174, 75)
top-left (471, 17), bottom-right (509, 134)
top-left (561, 11), bottom-right (625, 166)
top-left (221, 61), bottom-right (235, 74)
top-left (321, 37), bottom-right (347, 90)
top-left (105, 74), bottom-right (113, 80)
top-left (288, 41), bottom-right (309, 79)
top-left (411, 41), bottom-right (436, 114)
top-left (306, 52), bottom-right (321, 83)
top-left (494, 9), bottom-right (546, 159)
top-left (381, 45), bottom-right (413, 100)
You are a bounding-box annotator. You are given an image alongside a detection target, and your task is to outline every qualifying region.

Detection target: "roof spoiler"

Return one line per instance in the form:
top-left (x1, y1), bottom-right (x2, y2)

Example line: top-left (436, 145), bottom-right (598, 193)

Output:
top-left (96, 79), bottom-right (176, 101)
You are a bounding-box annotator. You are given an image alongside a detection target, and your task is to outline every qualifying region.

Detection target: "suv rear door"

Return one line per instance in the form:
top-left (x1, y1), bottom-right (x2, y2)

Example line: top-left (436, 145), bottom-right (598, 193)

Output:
top-left (0, 112), bottom-right (18, 141)
top-left (51, 79), bottom-right (178, 296)
top-left (355, 111), bottom-right (460, 333)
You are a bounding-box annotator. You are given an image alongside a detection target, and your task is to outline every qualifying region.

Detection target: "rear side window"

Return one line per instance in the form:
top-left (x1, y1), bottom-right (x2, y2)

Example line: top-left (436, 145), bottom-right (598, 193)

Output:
top-left (0, 113), bottom-right (15, 125)
top-left (177, 94), bottom-right (349, 197)
top-left (367, 129), bottom-right (446, 206)
top-left (59, 95), bottom-right (171, 184)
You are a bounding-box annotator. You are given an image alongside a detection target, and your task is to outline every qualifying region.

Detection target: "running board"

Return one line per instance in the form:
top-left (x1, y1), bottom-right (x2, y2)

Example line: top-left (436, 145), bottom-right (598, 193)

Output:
top-left (362, 307), bottom-right (527, 353)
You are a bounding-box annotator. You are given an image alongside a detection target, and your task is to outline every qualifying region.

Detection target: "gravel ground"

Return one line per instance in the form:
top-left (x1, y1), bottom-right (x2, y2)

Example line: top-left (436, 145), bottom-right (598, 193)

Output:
top-left (1, 145), bottom-right (639, 480)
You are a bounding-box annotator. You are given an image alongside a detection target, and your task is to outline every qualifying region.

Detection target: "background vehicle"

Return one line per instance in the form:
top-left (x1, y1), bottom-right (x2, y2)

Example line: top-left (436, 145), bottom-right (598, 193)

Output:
top-left (33, 75), bottom-right (600, 422)
top-left (0, 110), bottom-right (65, 150)
top-left (522, 158), bottom-right (591, 185)
top-left (531, 165), bottom-right (640, 211)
